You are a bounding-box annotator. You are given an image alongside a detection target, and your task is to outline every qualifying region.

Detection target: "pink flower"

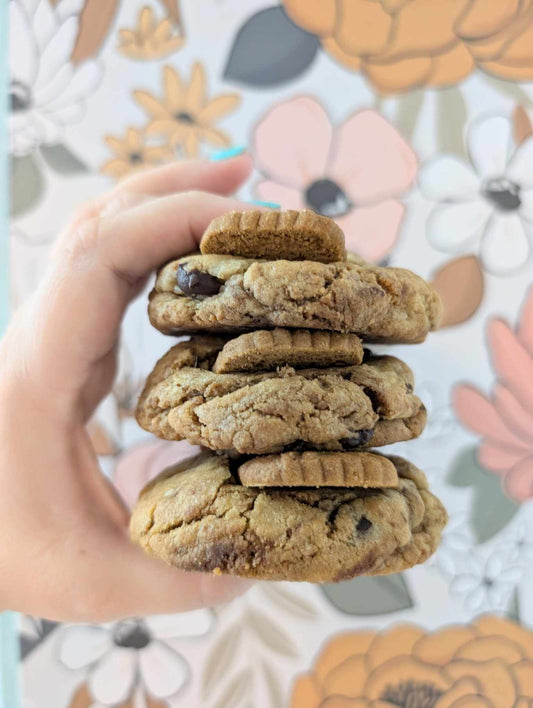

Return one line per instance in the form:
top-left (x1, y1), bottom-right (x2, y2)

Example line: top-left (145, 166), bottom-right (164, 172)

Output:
top-left (454, 287), bottom-right (533, 502)
top-left (113, 439), bottom-right (200, 510)
top-left (253, 97), bottom-right (417, 263)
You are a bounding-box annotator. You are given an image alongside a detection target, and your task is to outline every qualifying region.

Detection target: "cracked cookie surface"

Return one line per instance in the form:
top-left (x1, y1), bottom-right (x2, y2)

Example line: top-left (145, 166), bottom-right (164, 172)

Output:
top-left (149, 254), bottom-right (442, 342)
top-left (136, 337), bottom-right (426, 455)
top-left (129, 453), bottom-right (447, 582)
top-left (200, 209), bottom-right (346, 262)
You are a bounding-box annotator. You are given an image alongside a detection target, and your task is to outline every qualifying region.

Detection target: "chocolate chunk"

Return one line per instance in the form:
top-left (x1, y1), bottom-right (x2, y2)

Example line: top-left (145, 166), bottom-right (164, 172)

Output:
top-left (340, 429), bottom-right (374, 449)
top-left (283, 439), bottom-right (313, 453)
top-left (177, 264), bottom-right (223, 296)
top-left (356, 516), bottom-right (372, 532)
top-left (406, 382), bottom-right (413, 393)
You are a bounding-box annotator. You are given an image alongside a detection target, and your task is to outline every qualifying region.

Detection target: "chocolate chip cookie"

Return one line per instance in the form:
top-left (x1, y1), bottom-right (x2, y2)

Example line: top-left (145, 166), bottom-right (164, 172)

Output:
top-left (200, 209), bottom-right (346, 262)
top-left (129, 452), bottom-right (447, 582)
top-left (136, 335), bottom-right (426, 455)
top-left (149, 254), bottom-right (442, 342)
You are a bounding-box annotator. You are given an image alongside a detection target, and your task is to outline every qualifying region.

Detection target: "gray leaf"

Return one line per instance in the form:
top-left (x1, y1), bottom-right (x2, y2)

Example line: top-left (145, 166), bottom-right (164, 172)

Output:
top-left (10, 153), bottom-right (45, 217)
top-left (447, 447), bottom-right (518, 543)
top-left (395, 91), bottom-right (424, 143)
top-left (40, 144), bottom-right (89, 174)
top-left (437, 87), bottom-right (467, 158)
top-left (247, 608), bottom-right (298, 656)
top-left (224, 7), bottom-right (320, 87)
top-left (483, 74), bottom-right (533, 108)
top-left (212, 669), bottom-right (251, 708)
top-left (322, 573), bottom-right (413, 615)
top-left (202, 623), bottom-right (241, 698)
top-left (262, 584), bottom-right (318, 619)
top-left (507, 586), bottom-right (521, 623)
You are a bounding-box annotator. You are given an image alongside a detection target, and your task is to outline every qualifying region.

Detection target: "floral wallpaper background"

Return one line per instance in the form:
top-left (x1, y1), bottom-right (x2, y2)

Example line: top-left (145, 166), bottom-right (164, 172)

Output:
top-left (8, 1), bottom-right (533, 706)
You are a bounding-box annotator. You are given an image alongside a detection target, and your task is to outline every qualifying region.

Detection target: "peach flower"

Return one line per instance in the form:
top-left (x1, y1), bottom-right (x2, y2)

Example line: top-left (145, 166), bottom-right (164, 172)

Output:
top-left (291, 616), bottom-right (533, 708)
top-left (283, 0), bottom-right (533, 94)
top-left (454, 287), bottom-right (533, 502)
top-left (253, 98), bottom-right (417, 263)
top-left (113, 439), bottom-right (200, 510)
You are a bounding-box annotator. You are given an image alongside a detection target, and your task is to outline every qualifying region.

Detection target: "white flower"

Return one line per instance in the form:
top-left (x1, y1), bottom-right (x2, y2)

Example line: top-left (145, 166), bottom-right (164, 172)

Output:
top-left (430, 512), bottom-right (472, 578)
top-left (9, 0), bottom-right (101, 156)
top-left (59, 611), bottom-right (213, 704)
top-left (450, 551), bottom-right (522, 613)
top-left (419, 115), bottom-right (533, 275)
top-left (500, 521), bottom-right (533, 566)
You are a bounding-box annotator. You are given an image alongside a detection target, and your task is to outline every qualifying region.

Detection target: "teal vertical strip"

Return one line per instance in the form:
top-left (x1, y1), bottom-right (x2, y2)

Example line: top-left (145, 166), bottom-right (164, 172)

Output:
top-left (0, 3), bottom-right (21, 708)
top-left (0, 0), bottom-right (8, 334)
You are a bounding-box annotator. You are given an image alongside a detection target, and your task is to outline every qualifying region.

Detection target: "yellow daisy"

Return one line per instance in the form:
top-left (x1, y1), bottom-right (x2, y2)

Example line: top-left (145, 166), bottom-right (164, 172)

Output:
top-left (101, 127), bottom-right (173, 179)
top-left (118, 6), bottom-right (185, 60)
top-left (134, 63), bottom-right (240, 157)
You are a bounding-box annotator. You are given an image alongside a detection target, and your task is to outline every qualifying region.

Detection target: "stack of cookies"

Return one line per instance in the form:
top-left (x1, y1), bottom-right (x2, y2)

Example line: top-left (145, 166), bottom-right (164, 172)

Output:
top-left (130, 211), bottom-right (447, 583)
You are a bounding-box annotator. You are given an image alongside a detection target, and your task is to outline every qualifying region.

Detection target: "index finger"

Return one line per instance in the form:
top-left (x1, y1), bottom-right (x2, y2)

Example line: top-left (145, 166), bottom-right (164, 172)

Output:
top-left (37, 192), bottom-right (258, 399)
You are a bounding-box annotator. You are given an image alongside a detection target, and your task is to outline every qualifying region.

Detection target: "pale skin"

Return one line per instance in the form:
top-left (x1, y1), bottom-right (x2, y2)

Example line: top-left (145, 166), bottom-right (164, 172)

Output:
top-left (0, 155), bottom-right (256, 622)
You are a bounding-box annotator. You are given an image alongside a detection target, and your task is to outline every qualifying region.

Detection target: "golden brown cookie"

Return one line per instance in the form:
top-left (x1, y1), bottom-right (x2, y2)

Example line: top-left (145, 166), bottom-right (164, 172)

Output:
top-left (237, 450), bottom-right (399, 488)
top-left (212, 328), bottom-right (363, 373)
top-left (136, 339), bottom-right (425, 455)
top-left (200, 210), bottom-right (346, 262)
top-left (149, 254), bottom-right (442, 343)
top-left (129, 452), bottom-right (447, 582)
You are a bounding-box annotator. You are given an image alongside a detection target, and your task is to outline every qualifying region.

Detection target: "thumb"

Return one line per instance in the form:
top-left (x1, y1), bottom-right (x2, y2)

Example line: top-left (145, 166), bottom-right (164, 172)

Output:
top-left (74, 531), bottom-right (253, 622)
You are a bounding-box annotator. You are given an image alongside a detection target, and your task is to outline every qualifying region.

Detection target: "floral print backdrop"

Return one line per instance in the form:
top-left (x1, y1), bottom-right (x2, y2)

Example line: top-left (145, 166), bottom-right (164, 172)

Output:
top-left (8, 1), bottom-right (533, 706)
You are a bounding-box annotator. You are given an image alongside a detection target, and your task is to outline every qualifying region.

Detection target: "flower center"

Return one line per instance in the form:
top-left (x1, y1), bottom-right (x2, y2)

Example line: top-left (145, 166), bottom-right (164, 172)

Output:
top-left (481, 177), bottom-right (521, 211)
top-left (174, 111), bottom-right (195, 124)
top-left (304, 178), bottom-right (352, 218)
top-left (381, 680), bottom-right (443, 708)
top-left (9, 80), bottom-right (32, 112)
top-left (112, 619), bottom-right (151, 649)
top-left (129, 151), bottom-right (143, 164)
top-left (483, 576), bottom-right (494, 588)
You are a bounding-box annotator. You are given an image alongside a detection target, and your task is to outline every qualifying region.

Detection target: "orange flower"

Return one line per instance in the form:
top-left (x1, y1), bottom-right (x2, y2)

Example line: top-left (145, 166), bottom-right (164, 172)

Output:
top-left (134, 63), bottom-right (240, 157)
top-left (117, 6), bottom-right (185, 60)
top-left (291, 616), bottom-right (533, 708)
top-left (101, 127), bottom-right (173, 179)
top-left (283, 0), bottom-right (533, 93)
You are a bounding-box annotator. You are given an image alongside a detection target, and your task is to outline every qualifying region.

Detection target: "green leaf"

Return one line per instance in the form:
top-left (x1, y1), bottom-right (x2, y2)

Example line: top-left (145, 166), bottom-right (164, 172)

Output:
top-left (224, 7), bottom-right (320, 87)
top-left (483, 74), bottom-right (533, 109)
top-left (10, 153), bottom-right (45, 217)
top-left (40, 144), bottom-right (88, 174)
top-left (322, 573), bottom-right (413, 615)
top-left (447, 447), bottom-right (519, 543)
top-left (395, 90), bottom-right (424, 142)
top-left (437, 87), bottom-right (467, 158)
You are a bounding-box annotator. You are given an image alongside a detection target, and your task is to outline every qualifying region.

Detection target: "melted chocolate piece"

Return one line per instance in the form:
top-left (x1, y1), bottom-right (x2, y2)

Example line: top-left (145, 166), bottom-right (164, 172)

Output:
top-left (177, 264), bottom-right (223, 296)
top-left (356, 516), bottom-right (372, 532)
top-left (340, 429), bottom-right (374, 449)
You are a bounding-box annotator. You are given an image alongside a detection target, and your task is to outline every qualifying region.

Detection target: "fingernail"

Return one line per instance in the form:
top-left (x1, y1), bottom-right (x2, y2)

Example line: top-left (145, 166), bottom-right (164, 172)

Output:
top-left (250, 200), bottom-right (281, 209)
top-left (210, 146), bottom-right (246, 162)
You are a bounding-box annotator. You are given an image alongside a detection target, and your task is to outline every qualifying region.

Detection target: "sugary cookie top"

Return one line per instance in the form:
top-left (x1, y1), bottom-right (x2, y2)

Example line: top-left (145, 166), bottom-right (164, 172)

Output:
top-left (200, 209), bottom-right (346, 262)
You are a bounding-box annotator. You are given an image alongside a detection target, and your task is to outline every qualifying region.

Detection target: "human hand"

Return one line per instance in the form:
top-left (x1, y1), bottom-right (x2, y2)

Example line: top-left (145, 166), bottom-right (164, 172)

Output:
top-left (0, 155), bottom-right (256, 621)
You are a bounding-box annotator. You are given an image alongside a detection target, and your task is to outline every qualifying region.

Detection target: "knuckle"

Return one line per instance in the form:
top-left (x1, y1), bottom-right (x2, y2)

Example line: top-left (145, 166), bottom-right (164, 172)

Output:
top-left (64, 216), bottom-right (103, 263)
top-left (182, 189), bottom-right (206, 204)
top-left (73, 198), bottom-right (102, 225)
